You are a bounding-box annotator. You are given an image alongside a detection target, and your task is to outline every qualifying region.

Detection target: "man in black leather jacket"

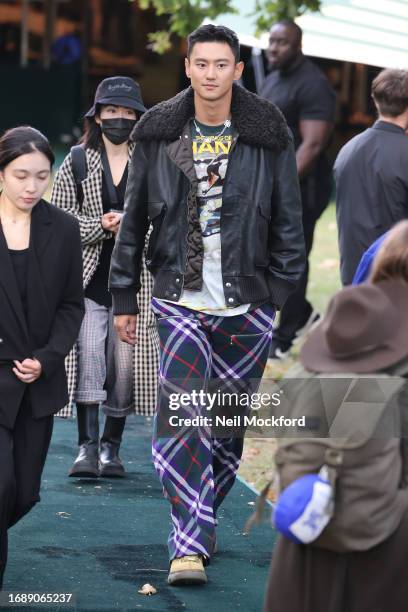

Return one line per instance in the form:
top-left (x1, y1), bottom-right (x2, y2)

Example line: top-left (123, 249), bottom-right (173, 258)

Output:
top-left (109, 24), bottom-right (305, 586)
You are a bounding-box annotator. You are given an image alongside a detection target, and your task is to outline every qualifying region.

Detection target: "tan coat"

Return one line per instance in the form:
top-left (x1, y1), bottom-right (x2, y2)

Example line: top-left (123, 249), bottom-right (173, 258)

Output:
top-left (274, 367), bottom-right (408, 552)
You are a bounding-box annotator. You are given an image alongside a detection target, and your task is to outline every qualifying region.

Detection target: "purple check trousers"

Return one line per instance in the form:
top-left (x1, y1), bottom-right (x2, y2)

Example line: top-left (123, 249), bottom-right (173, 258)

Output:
top-left (151, 298), bottom-right (274, 562)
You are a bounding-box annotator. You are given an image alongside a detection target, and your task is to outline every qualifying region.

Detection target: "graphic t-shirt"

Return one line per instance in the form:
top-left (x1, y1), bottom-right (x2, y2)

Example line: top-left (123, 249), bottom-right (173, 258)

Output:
top-left (173, 119), bottom-right (250, 316)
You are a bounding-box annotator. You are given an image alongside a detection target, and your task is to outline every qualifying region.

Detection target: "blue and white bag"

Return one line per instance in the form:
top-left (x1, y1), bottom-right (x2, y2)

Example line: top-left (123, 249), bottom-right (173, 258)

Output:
top-left (273, 466), bottom-right (334, 544)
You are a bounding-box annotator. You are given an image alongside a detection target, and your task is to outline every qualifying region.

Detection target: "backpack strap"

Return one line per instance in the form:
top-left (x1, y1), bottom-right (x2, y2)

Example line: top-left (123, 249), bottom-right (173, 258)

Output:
top-left (70, 145), bottom-right (87, 211)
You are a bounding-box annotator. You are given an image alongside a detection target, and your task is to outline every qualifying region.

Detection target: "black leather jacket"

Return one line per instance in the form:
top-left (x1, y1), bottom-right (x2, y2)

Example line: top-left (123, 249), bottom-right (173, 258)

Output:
top-left (110, 84), bottom-right (305, 314)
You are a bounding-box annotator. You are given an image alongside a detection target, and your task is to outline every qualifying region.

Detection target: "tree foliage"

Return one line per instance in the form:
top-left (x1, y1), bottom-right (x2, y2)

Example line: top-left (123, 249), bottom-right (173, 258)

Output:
top-left (138, 0), bottom-right (322, 53)
top-left (253, 1), bottom-right (321, 34)
top-left (139, 0), bottom-right (238, 52)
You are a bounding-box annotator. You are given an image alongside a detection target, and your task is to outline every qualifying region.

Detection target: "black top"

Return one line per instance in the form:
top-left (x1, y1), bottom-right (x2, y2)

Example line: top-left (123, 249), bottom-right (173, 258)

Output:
top-left (85, 164), bottom-right (128, 307)
top-left (260, 56), bottom-right (336, 149)
top-left (260, 55), bottom-right (336, 214)
top-left (0, 200), bottom-right (84, 427)
top-left (334, 120), bottom-right (408, 285)
top-left (9, 248), bottom-right (29, 320)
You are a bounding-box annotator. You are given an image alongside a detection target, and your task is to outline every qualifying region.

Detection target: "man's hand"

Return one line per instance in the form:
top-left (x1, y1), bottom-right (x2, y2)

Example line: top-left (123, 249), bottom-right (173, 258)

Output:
top-left (114, 315), bottom-right (138, 345)
top-left (101, 212), bottom-right (122, 232)
top-left (13, 358), bottom-right (42, 384)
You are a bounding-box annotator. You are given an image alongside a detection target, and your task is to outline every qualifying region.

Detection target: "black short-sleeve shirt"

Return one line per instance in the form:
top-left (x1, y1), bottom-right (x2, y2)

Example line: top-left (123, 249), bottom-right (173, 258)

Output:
top-left (260, 56), bottom-right (336, 149)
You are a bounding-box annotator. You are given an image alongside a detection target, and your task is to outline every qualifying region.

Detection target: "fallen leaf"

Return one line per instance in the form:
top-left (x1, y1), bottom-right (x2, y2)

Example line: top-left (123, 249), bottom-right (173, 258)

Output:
top-left (267, 489), bottom-right (278, 502)
top-left (243, 447), bottom-right (261, 458)
top-left (138, 583), bottom-right (157, 596)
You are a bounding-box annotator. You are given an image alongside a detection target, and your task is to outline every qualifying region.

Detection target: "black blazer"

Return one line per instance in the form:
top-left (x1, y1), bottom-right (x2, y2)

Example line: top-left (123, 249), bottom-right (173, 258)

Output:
top-left (0, 200), bottom-right (84, 428)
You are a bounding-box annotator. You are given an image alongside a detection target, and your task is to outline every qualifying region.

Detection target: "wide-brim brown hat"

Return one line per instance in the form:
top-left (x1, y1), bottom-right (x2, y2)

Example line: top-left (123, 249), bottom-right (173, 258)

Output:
top-left (300, 280), bottom-right (408, 374)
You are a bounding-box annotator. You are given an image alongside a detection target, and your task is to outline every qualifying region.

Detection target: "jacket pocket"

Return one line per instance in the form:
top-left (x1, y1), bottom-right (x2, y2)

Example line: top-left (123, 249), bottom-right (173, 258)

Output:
top-left (147, 201), bottom-right (166, 265)
top-left (229, 331), bottom-right (268, 346)
top-left (255, 206), bottom-right (270, 267)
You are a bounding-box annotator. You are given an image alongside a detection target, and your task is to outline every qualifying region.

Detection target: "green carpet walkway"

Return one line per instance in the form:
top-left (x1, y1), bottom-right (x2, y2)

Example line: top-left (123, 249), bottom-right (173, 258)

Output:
top-left (5, 416), bottom-right (275, 612)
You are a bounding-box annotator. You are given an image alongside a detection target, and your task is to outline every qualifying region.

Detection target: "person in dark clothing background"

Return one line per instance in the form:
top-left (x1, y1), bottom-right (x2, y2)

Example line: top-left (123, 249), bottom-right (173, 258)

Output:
top-left (334, 68), bottom-right (408, 286)
top-left (260, 20), bottom-right (336, 359)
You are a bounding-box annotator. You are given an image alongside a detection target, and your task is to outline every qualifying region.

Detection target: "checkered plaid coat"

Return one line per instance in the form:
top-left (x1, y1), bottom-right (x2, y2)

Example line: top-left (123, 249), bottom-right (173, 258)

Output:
top-left (51, 145), bottom-right (159, 417)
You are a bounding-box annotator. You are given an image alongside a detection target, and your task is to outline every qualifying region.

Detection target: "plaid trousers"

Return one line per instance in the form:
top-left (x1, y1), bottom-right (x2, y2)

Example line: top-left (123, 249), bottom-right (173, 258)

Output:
top-left (75, 298), bottom-right (134, 416)
top-left (150, 298), bottom-right (275, 562)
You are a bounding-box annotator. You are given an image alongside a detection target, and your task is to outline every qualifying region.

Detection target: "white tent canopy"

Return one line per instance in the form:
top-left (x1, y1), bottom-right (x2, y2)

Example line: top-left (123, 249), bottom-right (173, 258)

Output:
top-left (213, 0), bottom-right (408, 68)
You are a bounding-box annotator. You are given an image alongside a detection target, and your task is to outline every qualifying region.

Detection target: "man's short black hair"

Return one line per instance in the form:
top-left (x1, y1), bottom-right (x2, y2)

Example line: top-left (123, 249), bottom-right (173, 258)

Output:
top-left (187, 24), bottom-right (240, 63)
top-left (272, 19), bottom-right (302, 45)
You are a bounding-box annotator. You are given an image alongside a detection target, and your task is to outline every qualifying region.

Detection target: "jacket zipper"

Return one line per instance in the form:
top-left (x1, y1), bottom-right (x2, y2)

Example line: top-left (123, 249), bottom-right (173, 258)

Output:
top-left (221, 133), bottom-right (239, 293)
top-left (182, 187), bottom-right (193, 292)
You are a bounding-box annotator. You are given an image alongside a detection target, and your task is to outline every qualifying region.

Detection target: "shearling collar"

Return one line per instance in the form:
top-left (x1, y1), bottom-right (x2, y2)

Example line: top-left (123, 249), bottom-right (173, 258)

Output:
top-left (131, 83), bottom-right (290, 151)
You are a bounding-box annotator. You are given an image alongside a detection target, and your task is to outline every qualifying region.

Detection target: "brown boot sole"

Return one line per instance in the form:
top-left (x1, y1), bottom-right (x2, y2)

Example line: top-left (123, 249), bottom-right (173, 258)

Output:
top-left (168, 570), bottom-right (207, 586)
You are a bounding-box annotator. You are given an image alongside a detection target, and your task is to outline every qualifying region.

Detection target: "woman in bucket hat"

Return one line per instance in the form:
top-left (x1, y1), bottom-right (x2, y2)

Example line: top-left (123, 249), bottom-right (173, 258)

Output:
top-left (52, 77), bottom-right (159, 478)
top-left (264, 239), bottom-right (408, 611)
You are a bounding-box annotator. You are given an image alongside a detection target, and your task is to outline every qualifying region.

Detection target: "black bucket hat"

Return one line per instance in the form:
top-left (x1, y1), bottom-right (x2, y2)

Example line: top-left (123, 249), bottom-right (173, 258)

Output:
top-left (85, 76), bottom-right (146, 117)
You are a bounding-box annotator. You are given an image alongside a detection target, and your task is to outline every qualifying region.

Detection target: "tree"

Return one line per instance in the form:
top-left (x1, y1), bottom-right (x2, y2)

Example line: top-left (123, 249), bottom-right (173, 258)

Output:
top-left (138, 0), bottom-right (238, 53)
top-left (138, 0), bottom-right (322, 53)
top-left (253, 1), bottom-right (322, 33)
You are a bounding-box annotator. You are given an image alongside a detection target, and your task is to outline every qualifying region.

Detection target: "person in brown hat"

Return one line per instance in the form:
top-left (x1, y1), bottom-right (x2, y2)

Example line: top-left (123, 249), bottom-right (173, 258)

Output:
top-left (264, 275), bottom-right (408, 612)
top-left (299, 280), bottom-right (408, 374)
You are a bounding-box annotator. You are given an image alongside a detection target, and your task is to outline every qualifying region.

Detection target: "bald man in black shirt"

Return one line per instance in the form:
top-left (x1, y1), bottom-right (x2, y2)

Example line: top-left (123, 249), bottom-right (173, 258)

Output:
top-left (260, 20), bottom-right (336, 359)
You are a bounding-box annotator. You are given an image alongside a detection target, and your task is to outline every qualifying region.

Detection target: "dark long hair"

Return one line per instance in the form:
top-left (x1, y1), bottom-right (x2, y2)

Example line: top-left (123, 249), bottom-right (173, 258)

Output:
top-left (0, 126), bottom-right (55, 170)
top-left (78, 113), bottom-right (103, 151)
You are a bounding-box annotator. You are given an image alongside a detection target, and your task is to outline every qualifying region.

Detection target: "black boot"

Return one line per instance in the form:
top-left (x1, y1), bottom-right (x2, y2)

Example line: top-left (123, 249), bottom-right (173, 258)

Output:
top-left (99, 416), bottom-right (126, 478)
top-left (69, 404), bottom-right (100, 478)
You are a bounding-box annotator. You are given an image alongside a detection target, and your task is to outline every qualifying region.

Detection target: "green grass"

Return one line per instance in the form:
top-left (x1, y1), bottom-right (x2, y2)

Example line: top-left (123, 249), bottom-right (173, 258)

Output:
top-left (238, 203), bottom-right (341, 492)
top-left (308, 203), bottom-right (341, 312)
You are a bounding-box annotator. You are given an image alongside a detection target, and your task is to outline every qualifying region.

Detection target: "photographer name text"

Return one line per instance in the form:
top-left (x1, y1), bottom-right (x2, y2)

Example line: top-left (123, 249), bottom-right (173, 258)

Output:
top-left (168, 415), bottom-right (306, 428)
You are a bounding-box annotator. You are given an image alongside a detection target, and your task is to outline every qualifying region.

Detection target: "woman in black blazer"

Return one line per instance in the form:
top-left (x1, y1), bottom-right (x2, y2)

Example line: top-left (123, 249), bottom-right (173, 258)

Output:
top-left (0, 126), bottom-right (84, 589)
